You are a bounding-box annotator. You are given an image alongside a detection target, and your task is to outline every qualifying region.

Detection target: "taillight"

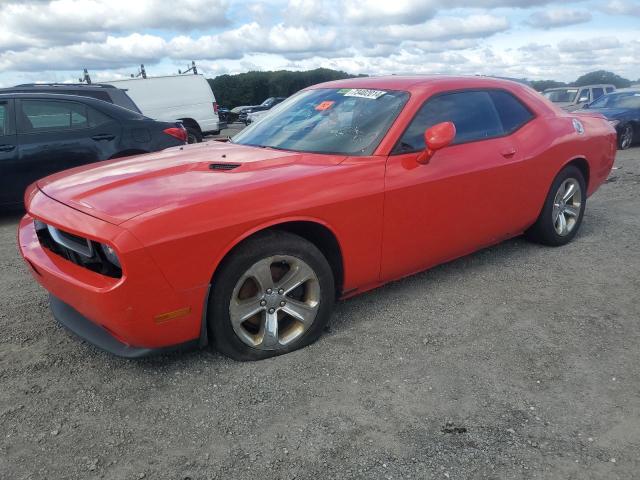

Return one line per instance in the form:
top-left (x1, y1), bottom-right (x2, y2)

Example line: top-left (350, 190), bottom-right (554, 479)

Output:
top-left (213, 102), bottom-right (219, 114)
top-left (163, 127), bottom-right (187, 143)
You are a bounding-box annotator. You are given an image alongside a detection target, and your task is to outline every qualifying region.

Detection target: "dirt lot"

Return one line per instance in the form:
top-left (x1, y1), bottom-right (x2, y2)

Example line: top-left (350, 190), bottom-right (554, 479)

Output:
top-left (1, 147), bottom-right (639, 480)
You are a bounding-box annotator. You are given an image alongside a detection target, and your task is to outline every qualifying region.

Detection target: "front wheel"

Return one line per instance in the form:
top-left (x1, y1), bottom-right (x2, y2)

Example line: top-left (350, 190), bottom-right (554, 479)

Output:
top-left (209, 231), bottom-right (335, 361)
top-left (525, 165), bottom-right (586, 246)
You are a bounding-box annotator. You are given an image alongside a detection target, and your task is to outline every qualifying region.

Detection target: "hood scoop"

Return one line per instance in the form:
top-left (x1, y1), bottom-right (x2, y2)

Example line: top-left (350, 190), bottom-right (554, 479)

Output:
top-left (209, 163), bottom-right (241, 171)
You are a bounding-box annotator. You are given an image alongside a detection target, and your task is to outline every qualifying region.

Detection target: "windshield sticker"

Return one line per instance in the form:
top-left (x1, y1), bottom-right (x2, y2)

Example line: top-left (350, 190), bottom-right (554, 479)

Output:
top-left (341, 89), bottom-right (386, 100)
top-left (315, 101), bottom-right (335, 111)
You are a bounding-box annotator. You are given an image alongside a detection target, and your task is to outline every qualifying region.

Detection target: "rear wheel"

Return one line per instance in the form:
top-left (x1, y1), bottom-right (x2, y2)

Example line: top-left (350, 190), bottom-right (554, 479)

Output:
top-left (209, 231), bottom-right (335, 361)
top-left (618, 124), bottom-right (633, 150)
top-left (525, 165), bottom-right (586, 246)
top-left (186, 127), bottom-right (202, 144)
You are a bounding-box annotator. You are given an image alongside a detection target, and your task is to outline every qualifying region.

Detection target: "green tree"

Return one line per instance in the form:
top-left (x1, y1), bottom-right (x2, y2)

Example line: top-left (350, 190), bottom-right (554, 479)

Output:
top-left (207, 68), bottom-right (365, 109)
top-left (530, 80), bottom-right (567, 92)
top-left (574, 70), bottom-right (631, 88)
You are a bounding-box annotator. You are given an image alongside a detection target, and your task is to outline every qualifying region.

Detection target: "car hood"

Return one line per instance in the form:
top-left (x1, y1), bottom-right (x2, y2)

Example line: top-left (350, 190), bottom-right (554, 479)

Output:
top-left (37, 142), bottom-right (345, 225)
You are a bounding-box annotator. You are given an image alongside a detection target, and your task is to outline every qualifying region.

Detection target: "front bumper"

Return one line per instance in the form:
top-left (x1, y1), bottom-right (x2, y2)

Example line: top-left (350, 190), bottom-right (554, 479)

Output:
top-left (18, 190), bottom-right (208, 355)
top-left (50, 295), bottom-right (198, 358)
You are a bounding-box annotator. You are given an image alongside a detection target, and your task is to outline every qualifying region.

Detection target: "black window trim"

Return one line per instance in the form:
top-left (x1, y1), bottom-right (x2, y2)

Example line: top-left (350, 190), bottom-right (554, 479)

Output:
top-left (390, 87), bottom-right (537, 155)
top-left (0, 98), bottom-right (16, 136)
top-left (16, 98), bottom-right (97, 135)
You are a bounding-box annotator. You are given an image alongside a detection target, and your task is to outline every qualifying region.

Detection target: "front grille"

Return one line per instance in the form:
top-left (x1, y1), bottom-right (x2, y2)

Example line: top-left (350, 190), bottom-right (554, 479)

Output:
top-left (35, 221), bottom-right (122, 278)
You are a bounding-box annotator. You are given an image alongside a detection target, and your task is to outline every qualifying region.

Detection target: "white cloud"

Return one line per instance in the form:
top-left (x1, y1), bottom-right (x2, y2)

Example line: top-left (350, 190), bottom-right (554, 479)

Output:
top-left (0, 0), bottom-right (639, 86)
top-left (526, 8), bottom-right (592, 29)
top-left (602, 0), bottom-right (640, 16)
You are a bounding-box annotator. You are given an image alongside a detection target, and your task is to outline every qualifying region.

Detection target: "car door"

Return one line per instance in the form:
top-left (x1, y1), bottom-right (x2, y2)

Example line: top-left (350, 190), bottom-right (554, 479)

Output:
top-left (381, 89), bottom-right (534, 281)
top-left (0, 98), bottom-right (21, 205)
top-left (15, 98), bottom-right (120, 194)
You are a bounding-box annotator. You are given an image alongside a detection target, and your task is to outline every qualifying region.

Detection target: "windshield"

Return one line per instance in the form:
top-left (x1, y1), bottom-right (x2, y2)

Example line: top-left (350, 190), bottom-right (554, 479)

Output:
top-left (589, 92), bottom-right (640, 109)
top-left (232, 88), bottom-right (410, 156)
top-left (543, 89), bottom-right (579, 103)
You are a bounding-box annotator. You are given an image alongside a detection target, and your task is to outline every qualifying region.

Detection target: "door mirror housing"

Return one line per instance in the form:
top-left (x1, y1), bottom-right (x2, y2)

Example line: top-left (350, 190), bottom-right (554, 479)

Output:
top-left (417, 121), bottom-right (456, 165)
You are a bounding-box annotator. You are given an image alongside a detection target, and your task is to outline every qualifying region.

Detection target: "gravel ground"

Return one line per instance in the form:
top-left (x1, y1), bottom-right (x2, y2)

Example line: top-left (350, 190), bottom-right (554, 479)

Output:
top-left (1, 146), bottom-right (639, 480)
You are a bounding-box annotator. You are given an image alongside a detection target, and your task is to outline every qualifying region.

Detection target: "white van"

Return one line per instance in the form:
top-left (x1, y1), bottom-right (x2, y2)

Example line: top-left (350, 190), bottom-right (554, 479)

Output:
top-left (103, 74), bottom-right (220, 142)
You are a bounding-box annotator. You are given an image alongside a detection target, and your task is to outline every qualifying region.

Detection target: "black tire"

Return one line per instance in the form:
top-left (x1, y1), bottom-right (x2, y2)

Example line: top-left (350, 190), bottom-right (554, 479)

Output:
top-left (618, 123), bottom-right (633, 150)
top-left (186, 127), bottom-right (202, 144)
top-left (209, 230), bottom-right (335, 361)
top-left (525, 165), bottom-right (586, 247)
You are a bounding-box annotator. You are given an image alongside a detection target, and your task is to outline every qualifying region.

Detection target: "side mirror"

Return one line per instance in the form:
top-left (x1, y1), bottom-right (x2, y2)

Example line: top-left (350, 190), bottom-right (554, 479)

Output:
top-left (417, 121), bottom-right (456, 165)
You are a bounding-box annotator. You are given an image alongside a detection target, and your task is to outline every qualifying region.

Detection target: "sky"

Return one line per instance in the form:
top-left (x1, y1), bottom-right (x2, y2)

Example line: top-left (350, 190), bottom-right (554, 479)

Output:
top-left (0, 0), bottom-right (639, 87)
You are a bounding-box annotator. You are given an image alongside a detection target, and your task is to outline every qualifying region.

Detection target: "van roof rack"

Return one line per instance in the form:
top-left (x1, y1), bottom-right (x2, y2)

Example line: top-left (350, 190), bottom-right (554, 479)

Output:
top-left (13, 83), bottom-right (118, 89)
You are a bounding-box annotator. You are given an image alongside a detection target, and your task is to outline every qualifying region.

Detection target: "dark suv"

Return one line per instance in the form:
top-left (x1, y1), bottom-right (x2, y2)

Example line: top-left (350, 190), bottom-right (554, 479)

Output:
top-left (0, 93), bottom-right (187, 207)
top-left (0, 83), bottom-right (141, 113)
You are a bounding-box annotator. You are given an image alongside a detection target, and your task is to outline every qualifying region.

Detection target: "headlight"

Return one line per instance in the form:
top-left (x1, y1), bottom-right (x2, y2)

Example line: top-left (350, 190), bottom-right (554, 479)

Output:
top-left (100, 243), bottom-right (121, 268)
top-left (608, 120), bottom-right (620, 128)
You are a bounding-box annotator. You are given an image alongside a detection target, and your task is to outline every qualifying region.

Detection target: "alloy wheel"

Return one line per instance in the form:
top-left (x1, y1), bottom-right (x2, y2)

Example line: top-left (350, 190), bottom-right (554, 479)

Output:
top-left (620, 125), bottom-right (633, 150)
top-left (229, 255), bottom-right (321, 350)
top-left (552, 178), bottom-right (582, 236)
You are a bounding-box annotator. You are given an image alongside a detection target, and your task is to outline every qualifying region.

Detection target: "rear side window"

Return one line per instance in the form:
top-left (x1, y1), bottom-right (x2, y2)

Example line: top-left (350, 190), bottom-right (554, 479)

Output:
top-left (0, 103), bottom-right (6, 136)
top-left (394, 90), bottom-right (504, 153)
top-left (87, 106), bottom-right (112, 127)
top-left (606, 87), bottom-right (615, 93)
top-left (592, 88), bottom-right (604, 101)
top-left (19, 100), bottom-right (89, 132)
top-left (488, 90), bottom-right (533, 134)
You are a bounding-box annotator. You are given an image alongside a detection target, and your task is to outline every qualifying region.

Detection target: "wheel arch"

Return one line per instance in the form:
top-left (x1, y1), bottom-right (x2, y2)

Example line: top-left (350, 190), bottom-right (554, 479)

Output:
top-left (562, 156), bottom-right (590, 190)
top-left (209, 217), bottom-right (345, 298)
top-left (177, 117), bottom-right (202, 133)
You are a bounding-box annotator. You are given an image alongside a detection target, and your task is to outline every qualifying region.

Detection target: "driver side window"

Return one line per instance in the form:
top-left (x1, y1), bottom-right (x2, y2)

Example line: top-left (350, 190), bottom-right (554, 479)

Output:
top-left (393, 90), bottom-right (504, 154)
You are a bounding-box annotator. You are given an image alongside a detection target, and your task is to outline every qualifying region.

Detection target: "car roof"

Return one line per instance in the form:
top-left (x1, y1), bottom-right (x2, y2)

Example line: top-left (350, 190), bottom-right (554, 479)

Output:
top-left (310, 75), bottom-right (531, 92)
top-left (544, 84), bottom-right (615, 92)
top-left (0, 92), bottom-right (146, 118)
top-left (8, 83), bottom-right (118, 90)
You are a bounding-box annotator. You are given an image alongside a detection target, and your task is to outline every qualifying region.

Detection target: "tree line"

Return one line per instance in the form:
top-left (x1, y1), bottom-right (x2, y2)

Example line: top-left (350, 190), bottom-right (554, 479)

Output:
top-left (207, 68), bottom-right (364, 109)
top-left (207, 68), bottom-right (639, 108)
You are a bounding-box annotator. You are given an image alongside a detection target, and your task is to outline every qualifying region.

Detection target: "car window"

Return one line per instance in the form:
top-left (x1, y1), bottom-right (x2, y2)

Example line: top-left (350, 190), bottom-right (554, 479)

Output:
top-left (19, 100), bottom-right (89, 133)
top-left (0, 103), bottom-right (6, 136)
top-left (590, 92), bottom-right (640, 109)
top-left (592, 88), bottom-right (604, 101)
top-left (577, 89), bottom-right (590, 103)
top-left (543, 89), bottom-right (578, 103)
top-left (488, 90), bottom-right (534, 133)
top-left (233, 88), bottom-right (410, 156)
top-left (87, 106), bottom-right (113, 127)
top-left (606, 87), bottom-right (615, 93)
top-left (394, 90), bottom-right (504, 153)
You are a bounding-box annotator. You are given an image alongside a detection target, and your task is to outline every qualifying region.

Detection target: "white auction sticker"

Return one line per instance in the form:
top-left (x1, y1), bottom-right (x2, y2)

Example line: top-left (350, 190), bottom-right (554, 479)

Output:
top-left (340, 89), bottom-right (386, 99)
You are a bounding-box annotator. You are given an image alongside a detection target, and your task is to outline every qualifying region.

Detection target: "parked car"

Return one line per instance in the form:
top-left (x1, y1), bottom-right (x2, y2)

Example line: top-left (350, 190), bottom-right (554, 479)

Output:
top-left (246, 109), bottom-right (271, 124)
top-left (543, 84), bottom-right (615, 111)
top-left (18, 76), bottom-right (616, 360)
top-left (580, 88), bottom-right (640, 149)
top-left (233, 97), bottom-right (287, 124)
top-left (0, 83), bottom-right (141, 113)
top-left (102, 74), bottom-right (221, 143)
top-left (0, 92), bottom-right (187, 207)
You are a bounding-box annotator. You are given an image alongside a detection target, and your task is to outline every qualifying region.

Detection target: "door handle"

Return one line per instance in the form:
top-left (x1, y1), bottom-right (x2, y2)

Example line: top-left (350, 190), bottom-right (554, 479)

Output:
top-left (501, 147), bottom-right (516, 158)
top-left (91, 134), bottom-right (115, 141)
top-left (0, 144), bottom-right (16, 152)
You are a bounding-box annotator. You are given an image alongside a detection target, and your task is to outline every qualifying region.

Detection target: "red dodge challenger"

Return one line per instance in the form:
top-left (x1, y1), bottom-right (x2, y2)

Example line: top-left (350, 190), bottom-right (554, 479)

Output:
top-left (18, 76), bottom-right (616, 360)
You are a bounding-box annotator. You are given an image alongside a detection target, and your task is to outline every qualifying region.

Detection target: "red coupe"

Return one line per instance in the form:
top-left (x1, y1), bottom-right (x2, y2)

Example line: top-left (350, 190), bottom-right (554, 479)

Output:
top-left (18, 76), bottom-right (616, 360)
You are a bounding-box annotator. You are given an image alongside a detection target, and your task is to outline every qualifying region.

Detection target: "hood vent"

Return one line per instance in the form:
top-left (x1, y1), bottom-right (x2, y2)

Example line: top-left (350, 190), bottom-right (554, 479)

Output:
top-left (209, 163), bottom-right (241, 171)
